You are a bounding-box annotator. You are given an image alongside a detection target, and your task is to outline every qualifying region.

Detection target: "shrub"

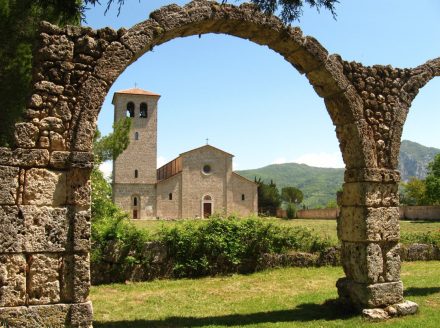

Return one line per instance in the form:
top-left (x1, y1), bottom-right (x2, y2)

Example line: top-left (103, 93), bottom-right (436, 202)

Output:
top-left (159, 216), bottom-right (332, 277)
top-left (401, 231), bottom-right (440, 247)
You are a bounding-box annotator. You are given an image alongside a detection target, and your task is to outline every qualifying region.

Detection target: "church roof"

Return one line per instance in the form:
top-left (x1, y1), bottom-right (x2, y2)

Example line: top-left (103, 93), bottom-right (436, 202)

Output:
top-left (179, 144), bottom-right (234, 158)
top-left (112, 87), bottom-right (160, 103)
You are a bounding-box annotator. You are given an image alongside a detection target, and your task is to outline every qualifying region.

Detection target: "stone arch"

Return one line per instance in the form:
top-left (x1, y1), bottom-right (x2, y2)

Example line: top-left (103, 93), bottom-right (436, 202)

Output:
top-left (2, 0), bottom-right (437, 325)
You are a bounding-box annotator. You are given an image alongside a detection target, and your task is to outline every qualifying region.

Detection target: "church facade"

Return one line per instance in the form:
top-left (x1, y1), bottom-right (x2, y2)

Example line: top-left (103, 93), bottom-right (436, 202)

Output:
top-left (112, 88), bottom-right (257, 219)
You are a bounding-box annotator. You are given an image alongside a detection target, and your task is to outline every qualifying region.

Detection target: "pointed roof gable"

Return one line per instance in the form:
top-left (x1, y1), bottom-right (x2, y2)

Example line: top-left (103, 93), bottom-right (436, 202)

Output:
top-left (112, 87), bottom-right (160, 103)
top-left (179, 144), bottom-right (234, 158)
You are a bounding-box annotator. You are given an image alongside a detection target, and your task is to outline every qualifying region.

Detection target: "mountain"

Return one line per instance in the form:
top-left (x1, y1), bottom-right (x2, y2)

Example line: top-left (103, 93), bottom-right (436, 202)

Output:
top-left (236, 140), bottom-right (440, 208)
top-left (399, 140), bottom-right (440, 182)
top-left (237, 163), bottom-right (344, 208)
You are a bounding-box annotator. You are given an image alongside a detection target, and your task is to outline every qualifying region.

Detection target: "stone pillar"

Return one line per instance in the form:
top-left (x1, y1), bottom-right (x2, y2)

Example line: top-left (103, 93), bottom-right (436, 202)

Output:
top-left (0, 149), bottom-right (93, 327)
top-left (336, 168), bottom-right (412, 314)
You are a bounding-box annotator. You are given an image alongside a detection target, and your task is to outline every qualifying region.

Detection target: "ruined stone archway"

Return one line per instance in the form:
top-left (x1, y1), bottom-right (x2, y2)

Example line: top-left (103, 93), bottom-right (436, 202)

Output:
top-left (1, 0), bottom-right (439, 326)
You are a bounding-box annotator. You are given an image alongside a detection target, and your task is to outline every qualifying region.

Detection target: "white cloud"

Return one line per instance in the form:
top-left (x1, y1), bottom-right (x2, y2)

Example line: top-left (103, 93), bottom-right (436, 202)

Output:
top-left (99, 161), bottom-right (113, 180)
top-left (293, 152), bottom-right (344, 168)
top-left (157, 156), bottom-right (167, 168)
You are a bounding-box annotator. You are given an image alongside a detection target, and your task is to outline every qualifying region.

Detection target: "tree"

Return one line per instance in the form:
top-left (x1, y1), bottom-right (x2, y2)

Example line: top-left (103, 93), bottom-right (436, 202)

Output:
top-left (280, 186), bottom-right (303, 219)
top-left (93, 117), bottom-right (131, 163)
top-left (255, 178), bottom-right (281, 216)
top-left (425, 154), bottom-right (440, 205)
top-left (281, 186), bottom-right (303, 204)
top-left (400, 177), bottom-right (428, 206)
top-left (92, 118), bottom-right (131, 220)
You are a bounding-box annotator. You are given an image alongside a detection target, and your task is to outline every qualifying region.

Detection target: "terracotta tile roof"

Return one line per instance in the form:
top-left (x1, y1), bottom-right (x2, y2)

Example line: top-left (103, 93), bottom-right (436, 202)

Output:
top-left (114, 87), bottom-right (161, 97)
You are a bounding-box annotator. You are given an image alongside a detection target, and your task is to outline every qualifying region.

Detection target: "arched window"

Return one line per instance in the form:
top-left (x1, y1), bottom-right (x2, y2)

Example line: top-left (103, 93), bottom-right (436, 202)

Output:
top-left (134, 169), bottom-right (138, 178)
top-left (135, 132), bottom-right (139, 140)
top-left (133, 197), bottom-right (137, 206)
top-left (126, 102), bottom-right (135, 117)
top-left (203, 195), bottom-right (212, 201)
top-left (140, 102), bottom-right (148, 118)
top-left (169, 193), bottom-right (173, 200)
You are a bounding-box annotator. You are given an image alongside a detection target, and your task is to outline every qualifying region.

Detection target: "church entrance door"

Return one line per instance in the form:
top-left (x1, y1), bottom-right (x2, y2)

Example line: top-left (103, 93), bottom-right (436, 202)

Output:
top-left (203, 203), bottom-right (212, 218)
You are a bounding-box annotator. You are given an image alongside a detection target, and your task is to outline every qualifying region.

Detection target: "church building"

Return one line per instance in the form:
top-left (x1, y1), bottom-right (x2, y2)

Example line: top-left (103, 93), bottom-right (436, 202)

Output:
top-left (112, 88), bottom-right (258, 219)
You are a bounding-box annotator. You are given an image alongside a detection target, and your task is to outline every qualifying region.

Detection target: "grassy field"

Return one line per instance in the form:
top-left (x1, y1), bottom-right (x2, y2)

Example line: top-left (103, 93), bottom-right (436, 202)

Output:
top-left (132, 217), bottom-right (440, 244)
top-left (91, 261), bottom-right (440, 327)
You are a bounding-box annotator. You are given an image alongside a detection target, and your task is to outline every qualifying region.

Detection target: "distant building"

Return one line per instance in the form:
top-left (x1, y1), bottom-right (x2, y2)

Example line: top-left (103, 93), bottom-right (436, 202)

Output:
top-left (112, 88), bottom-right (257, 219)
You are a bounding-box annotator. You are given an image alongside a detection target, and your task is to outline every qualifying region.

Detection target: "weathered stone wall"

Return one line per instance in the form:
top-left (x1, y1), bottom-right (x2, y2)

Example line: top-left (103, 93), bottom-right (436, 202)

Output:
top-left (1, 0), bottom-right (439, 325)
top-left (297, 208), bottom-right (340, 219)
top-left (181, 146), bottom-right (231, 218)
top-left (156, 173), bottom-right (182, 219)
top-left (112, 183), bottom-right (156, 219)
top-left (400, 205), bottom-right (440, 220)
top-left (230, 173), bottom-right (258, 217)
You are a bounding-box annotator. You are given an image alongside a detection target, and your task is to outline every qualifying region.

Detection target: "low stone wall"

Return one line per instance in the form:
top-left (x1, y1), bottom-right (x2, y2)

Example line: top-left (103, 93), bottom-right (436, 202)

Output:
top-left (400, 206), bottom-right (440, 220)
top-left (297, 208), bottom-right (339, 219)
top-left (91, 242), bottom-right (439, 285)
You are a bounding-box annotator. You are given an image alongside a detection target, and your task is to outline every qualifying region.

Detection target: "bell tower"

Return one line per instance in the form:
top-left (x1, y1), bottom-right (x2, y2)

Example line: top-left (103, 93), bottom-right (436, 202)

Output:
top-left (111, 87), bottom-right (160, 218)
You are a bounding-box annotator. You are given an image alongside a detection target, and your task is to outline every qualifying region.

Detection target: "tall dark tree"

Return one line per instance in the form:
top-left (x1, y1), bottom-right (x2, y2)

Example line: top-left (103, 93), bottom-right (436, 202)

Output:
top-left (255, 178), bottom-right (281, 216)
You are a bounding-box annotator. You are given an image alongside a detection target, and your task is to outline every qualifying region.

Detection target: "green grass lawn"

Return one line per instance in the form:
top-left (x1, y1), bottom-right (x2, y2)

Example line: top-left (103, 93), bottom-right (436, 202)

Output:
top-left (91, 261), bottom-right (440, 327)
top-left (132, 217), bottom-right (440, 244)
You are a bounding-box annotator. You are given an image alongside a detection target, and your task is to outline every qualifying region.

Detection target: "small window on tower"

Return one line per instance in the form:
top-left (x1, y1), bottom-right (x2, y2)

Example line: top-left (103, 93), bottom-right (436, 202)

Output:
top-left (242, 194), bottom-right (245, 201)
top-left (126, 102), bottom-right (135, 118)
top-left (135, 132), bottom-right (139, 140)
top-left (134, 170), bottom-right (138, 178)
top-left (140, 103), bottom-right (148, 118)
top-left (169, 193), bottom-right (173, 200)
top-left (133, 197), bottom-right (137, 206)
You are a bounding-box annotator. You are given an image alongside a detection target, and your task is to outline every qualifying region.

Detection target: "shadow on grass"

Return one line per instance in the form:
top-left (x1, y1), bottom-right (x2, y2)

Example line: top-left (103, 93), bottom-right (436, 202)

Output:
top-left (93, 299), bottom-right (357, 328)
top-left (405, 287), bottom-right (440, 297)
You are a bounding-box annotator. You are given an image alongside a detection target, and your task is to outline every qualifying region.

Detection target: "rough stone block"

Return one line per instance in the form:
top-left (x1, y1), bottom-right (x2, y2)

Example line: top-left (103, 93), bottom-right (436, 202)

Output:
top-left (21, 206), bottom-right (69, 252)
top-left (0, 255), bottom-right (26, 307)
top-left (49, 131), bottom-right (66, 151)
top-left (337, 278), bottom-right (403, 309)
top-left (61, 254), bottom-right (90, 303)
top-left (67, 168), bottom-right (91, 209)
top-left (338, 206), bottom-right (400, 242)
top-left (341, 242), bottom-right (383, 284)
top-left (324, 85), bottom-right (363, 125)
top-left (70, 301), bottom-right (93, 327)
top-left (50, 151), bottom-right (71, 169)
top-left (394, 300), bottom-right (418, 316)
top-left (72, 210), bottom-right (91, 251)
top-left (28, 254), bottom-right (61, 305)
top-left (120, 19), bottom-right (161, 55)
top-left (14, 123), bottom-right (39, 148)
top-left (362, 308), bottom-right (389, 321)
top-left (0, 303), bottom-right (70, 327)
top-left (307, 55), bottom-right (349, 98)
top-left (384, 243), bottom-right (401, 282)
top-left (0, 206), bottom-right (23, 253)
top-left (335, 120), bottom-right (377, 169)
top-left (9, 149), bottom-right (50, 167)
top-left (344, 168), bottom-right (400, 183)
top-left (341, 182), bottom-right (399, 207)
top-left (23, 168), bottom-right (66, 206)
top-left (0, 166), bottom-right (19, 205)
top-left (94, 41), bottom-right (132, 84)
top-left (69, 152), bottom-right (94, 169)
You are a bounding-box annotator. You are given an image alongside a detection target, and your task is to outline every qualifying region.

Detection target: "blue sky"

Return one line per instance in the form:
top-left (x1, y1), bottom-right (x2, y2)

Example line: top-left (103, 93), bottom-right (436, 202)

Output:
top-left (84, 0), bottom-right (440, 175)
